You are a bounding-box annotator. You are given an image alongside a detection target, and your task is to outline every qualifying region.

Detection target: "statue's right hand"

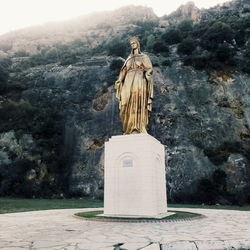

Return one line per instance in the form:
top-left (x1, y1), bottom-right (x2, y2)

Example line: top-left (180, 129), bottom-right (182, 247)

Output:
top-left (115, 80), bottom-right (121, 89)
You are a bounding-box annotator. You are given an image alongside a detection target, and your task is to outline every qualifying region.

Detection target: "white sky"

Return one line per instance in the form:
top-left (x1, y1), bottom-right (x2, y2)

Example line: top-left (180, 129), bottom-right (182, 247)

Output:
top-left (0, 0), bottom-right (229, 35)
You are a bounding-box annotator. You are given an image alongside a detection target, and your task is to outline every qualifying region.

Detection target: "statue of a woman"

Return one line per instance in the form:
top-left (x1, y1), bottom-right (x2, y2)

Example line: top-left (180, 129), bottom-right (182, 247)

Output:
top-left (115, 37), bottom-right (153, 134)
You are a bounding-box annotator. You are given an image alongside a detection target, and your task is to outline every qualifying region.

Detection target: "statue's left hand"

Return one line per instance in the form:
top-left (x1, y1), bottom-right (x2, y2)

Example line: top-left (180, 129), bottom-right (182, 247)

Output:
top-left (115, 80), bottom-right (121, 89)
top-left (145, 69), bottom-right (153, 80)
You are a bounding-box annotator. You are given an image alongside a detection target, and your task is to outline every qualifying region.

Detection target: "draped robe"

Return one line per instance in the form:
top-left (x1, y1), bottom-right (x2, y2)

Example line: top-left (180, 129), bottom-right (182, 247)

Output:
top-left (115, 53), bottom-right (153, 134)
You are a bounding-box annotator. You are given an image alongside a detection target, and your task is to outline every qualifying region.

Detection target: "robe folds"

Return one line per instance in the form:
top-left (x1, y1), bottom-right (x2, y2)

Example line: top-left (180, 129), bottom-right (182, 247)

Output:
top-left (116, 53), bottom-right (153, 134)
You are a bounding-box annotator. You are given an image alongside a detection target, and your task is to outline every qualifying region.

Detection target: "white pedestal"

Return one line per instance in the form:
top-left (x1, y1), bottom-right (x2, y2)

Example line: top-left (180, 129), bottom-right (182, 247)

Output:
top-left (104, 133), bottom-right (168, 218)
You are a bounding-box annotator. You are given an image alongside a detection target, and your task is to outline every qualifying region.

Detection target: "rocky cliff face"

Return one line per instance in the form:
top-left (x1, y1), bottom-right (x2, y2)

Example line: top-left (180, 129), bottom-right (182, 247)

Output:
top-left (1, 53), bottom-right (249, 203)
top-left (0, 1), bottom-right (249, 204)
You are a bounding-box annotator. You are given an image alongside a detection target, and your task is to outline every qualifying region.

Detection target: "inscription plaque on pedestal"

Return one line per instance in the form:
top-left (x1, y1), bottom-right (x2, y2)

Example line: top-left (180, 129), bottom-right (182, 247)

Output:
top-left (123, 159), bottom-right (133, 168)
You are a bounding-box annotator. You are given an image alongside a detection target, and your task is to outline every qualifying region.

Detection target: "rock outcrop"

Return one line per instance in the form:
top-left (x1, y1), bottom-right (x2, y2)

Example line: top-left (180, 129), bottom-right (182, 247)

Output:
top-left (162, 2), bottom-right (201, 24)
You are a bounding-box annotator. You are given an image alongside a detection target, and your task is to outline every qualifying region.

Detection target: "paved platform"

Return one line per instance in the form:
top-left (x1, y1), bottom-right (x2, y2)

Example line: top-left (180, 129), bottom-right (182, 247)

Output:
top-left (0, 207), bottom-right (250, 250)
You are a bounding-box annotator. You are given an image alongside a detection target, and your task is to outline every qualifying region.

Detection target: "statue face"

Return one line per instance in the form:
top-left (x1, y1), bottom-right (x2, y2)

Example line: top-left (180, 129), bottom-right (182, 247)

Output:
top-left (130, 41), bottom-right (138, 50)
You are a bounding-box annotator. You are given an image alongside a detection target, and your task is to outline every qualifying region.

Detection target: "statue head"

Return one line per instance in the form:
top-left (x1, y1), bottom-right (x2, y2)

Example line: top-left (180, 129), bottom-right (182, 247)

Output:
top-left (129, 36), bottom-right (141, 54)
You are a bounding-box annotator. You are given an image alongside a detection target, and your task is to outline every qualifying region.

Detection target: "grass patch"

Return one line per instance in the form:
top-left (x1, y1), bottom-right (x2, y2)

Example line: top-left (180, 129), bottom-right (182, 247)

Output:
top-left (1, 198), bottom-right (250, 214)
top-left (165, 210), bottom-right (200, 220)
top-left (168, 204), bottom-right (250, 211)
top-left (0, 197), bottom-right (103, 214)
top-left (76, 210), bottom-right (103, 218)
top-left (75, 210), bottom-right (201, 221)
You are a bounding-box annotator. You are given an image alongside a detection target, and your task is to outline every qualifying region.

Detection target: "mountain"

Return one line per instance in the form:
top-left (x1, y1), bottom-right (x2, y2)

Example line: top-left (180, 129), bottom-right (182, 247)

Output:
top-left (0, 5), bottom-right (158, 55)
top-left (0, 0), bottom-right (249, 205)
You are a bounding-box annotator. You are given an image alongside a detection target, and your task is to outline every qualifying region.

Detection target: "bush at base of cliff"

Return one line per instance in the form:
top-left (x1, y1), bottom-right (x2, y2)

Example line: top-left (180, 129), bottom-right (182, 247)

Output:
top-left (192, 169), bottom-right (250, 205)
top-left (194, 178), bottom-right (217, 205)
top-left (0, 159), bottom-right (63, 198)
top-left (0, 159), bottom-right (38, 198)
top-left (170, 169), bottom-right (249, 206)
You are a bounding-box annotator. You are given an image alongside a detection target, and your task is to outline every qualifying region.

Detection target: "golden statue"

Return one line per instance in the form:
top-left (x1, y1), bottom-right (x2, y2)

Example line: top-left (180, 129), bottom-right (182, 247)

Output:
top-left (115, 37), bottom-right (153, 134)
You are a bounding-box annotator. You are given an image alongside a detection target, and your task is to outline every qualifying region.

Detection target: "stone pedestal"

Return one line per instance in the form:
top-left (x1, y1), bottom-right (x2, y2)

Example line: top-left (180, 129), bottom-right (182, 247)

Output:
top-left (104, 133), bottom-right (168, 218)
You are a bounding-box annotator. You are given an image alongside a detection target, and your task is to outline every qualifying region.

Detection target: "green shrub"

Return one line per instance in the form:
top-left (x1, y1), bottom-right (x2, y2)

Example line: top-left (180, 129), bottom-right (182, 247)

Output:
top-left (162, 29), bottom-right (182, 45)
top-left (60, 54), bottom-right (78, 66)
top-left (245, 48), bottom-right (250, 59)
top-left (162, 59), bottom-right (172, 67)
top-left (14, 50), bottom-right (30, 57)
top-left (178, 20), bottom-right (194, 35)
top-left (109, 58), bottom-right (124, 71)
top-left (192, 169), bottom-right (231, 205)
top-left (234, 30), bottom-right (246, 47)
top-left (0, 99), bottom-right (35, 121)
top-left (45, 48), bottom-right (59, 62)
top-left (106, 59), bottom-right (124, 88)
top-left (36, 118), bottom-right (59, 139)
top-left (107, 39), bottom-right (128, 58)
top-left (0, 99), bottom-right (36, 133)
top-left (0, 159), bottom-right (38, 197)
top-left (177, 37), bottom-right (196, 55)
top-left (0, 65), bottom-right (8, 94)
top-left (196, 178), bottom-right (217, 205)
top-left (183, 55), bottom-right (209, 70)
top-left (242, 60), bottom-right (250, 74)
top-left (0, 58), bottom-right (11, 83)
top-left (152, 42), bottom-right (169, 54)
top-left (104, 73), bottom-right (117, 87)
top-left (145, 34), bottom-right (156, 51)
top-left (201, 21), bottom-right (233, 50)
top-left (192, 21), bottom-right (211, 38)
top-left (215, 43), bottom-right (236, 62)
top-left (213, 169), bottom-right (227, 191)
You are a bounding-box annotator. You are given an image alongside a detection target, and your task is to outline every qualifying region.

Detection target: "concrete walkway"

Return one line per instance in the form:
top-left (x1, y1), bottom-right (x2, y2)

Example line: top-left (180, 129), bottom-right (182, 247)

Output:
top-left (0, 207), bottom-right (250, 250)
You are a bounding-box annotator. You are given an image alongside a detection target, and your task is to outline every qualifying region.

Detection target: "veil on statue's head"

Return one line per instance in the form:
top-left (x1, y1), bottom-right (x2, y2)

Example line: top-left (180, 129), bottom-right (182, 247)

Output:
top-left (129, 36), bottom-right (141, 54)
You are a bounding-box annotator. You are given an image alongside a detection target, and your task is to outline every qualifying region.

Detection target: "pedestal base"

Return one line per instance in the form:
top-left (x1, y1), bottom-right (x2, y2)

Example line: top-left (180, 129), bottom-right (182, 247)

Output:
top-left (104, 133), bottom-right (168, 218)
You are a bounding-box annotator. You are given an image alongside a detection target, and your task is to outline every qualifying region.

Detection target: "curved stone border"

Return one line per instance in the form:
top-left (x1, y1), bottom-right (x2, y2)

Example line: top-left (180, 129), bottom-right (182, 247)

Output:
top-left (73, 212), bottom-right (206, 223)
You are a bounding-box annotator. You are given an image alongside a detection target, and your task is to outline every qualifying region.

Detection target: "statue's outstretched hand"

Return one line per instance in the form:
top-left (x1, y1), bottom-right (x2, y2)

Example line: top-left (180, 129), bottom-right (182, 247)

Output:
top-left (115, 80), bottom-right (121, 89)
top-left (145, 69), bottom-right (153, 80)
